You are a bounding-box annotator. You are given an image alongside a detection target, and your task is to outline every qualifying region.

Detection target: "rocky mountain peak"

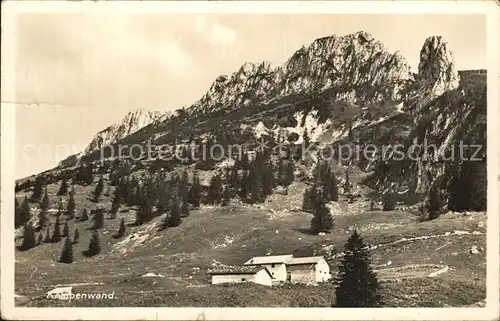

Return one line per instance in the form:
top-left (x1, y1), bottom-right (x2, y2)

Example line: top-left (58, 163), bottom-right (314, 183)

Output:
top-left (190, 31), bottom-right (413, 115)
top-left (79, 109), bottom-right (167, 157)
top-left (417, 36), bottom-right (460, 97)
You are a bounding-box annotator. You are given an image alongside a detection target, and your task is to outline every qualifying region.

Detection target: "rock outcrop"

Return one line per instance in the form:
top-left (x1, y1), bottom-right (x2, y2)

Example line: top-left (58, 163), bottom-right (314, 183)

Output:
top-left (417, 36), bottom-right (460, 97)
top-left (80, 109), bottom-right (168, 157)
top-left (190, 31), bottom-right (413, 114)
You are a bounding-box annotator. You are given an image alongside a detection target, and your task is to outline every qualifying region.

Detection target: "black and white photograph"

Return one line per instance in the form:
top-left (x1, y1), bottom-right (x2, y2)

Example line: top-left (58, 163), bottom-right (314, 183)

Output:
top-left (1, 1), bottom-right (499, 320)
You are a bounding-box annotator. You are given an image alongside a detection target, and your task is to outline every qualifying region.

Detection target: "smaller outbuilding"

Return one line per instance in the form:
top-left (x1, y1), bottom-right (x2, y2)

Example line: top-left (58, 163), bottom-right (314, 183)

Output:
top-left (208, 265), bottom-right (273, 287)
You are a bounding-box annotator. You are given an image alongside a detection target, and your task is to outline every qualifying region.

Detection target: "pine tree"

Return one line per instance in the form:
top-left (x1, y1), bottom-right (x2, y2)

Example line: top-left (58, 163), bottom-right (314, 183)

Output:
top-left (382, 189), bottom-right (396, 211)
top-left (208, 174), bottom-right (223, 205)
top-left (262, 161), bottom-right (275, 197)
top-left (66, 192), bottom-right (76, 219)
top-left (30, 177), bottom-right (44, 201)
top-left (37, 209), bottom-right (46, 231)
top-left (58, 237), bottom-right (74, 264)
top-left (92, 176), bottom-right (104, 202)
top-left (334, 230), bottom-right (381, 307)
top-left (344, 169), bottom-right (351, 196)
top-left (113, 218), bottom-right (126, 239)
top-left (86, 163), bottom-right (95, 185)
top-left (427, 186), bottom-right (444, 220)
top-left (62, 222), bottom-right (70, 237)
top-left (43, 228), bottom-right (51, 243)
top-left (310, 191), bottom-right (334, 234)
top-left (57, 179), bottom-right (68, 196)
top-left (92, 207), bottom-right (105, 229)
top-left (37, 232), bottom-right (43, 245)
top-left (190, 171), bottom-right (202, 208)
top-left (19, 222), bottom-right (36, 251)
top-left (15, 197), bottom-right (22, 228)
top-left (222, 185), bottom-right (231, 206)
top-left (167, 196), bottom-right (182, 228)
top-left (20, 196), bottom-right (31, 226)
top-left (228, 168), bottom-right (240, 195)
top-left (40, 187), bottom-right (50, 213)
top-left (249, 165), bottom-right (264, 204)
top-left (239, 170), bottom-right (250, 198)
top-left (282, 160), bottom-right (295, 187)
top-left (72, 228), bottom-right (80, 244)
top-left (302, 184), bottom-right (316, 213)
top-left (79, 208), bottom-right (89, 222)
top-left (110, 187), bottom-right (121, 218)
top-left (52, 216), bottom-right (62, 243)
top-left (85, 229), bottom-right (101, 257)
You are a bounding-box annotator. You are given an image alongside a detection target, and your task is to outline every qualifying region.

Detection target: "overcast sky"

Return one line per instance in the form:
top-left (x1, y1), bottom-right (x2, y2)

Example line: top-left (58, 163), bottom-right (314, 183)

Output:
top-left (12, 13), bottom-right (486, 178)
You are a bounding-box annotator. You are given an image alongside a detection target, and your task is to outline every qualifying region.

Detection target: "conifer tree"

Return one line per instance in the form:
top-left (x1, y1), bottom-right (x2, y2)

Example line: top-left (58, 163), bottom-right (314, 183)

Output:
top-left (262, 161), bottom-right (275, 197)
top-left (30, 177), bottom-right (44, 201)
top-left (222, 185), bottom-right (231, 206)
top-left (85, 229), bottom-right (101, 257)
top-left (181, 200), bottom-right (189, 217)
top-left (20, 196), bottom-right (31, 227)
top-left (310, 191), bottom-right (334, 234)
top-left (334, 230), bottom-right (381, 307)
top-left (43, 228), bottom-right (51, 243)
top-left (37, 209), bottom-right (46, 231)
top-left (79, 208), bottom-right (89, 222)
top-left (228, 168), bottom-right (239, 195)
top-left (52, 216), bottom-right (62, 243)
top-left (15, 197), bottom-right (22, 228)
top-left (157, 182), bottom-right (171, 214)
top-left (344, 169), bottom-right (351, 196)
top-left (19, 222), bottom-right (36, 251)
top-left (92, 176), bottom-right (104, 202)
top-left (208, 174), bottom-right (223, 205)
top-left (66, 192), bottom-right (76, 219)
top-left (427, 186), bottom-right (444, 220)
top-left (37, 232), bottom-right (43, 245)
top-left (239, 170), bottom-right (250, 199)
top-left (110, 187), bottom-right (121, 218)
top-left (167, 196), bottom-right (182, 228)
top-left (62, 222), bottom-right (69, 237)
top-left (283, 160), bottom-right (295, 187)
top-left (302, 184), bottom-right (317, 213)
top-left (113, 218), bottom-right (126, 239)
top-left (190, 171), bottom-right (202, 208)
top-left (92, 207), bottom-right (105, 229)
top-left (72, 228), bottom-right (80, 244)
top-left (57, 179), bottom-right (68, 196)
top-left (249, 165), bottom-right (264, 204)
top-left (86, 163), bottom-right (94, 185)
top-left (58, 237), bottom-right (74, 264)
top-left (40, 187), bottom-right (50, 213)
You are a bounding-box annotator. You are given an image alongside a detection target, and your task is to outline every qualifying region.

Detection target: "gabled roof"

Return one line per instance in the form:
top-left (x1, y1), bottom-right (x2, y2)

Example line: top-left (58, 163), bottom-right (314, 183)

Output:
top-left (286, 256), bottom-right (325, 265)
top-left (207, 265), bottom-right (273, 278)
top-left (244, 255), bottom-right (294, 266)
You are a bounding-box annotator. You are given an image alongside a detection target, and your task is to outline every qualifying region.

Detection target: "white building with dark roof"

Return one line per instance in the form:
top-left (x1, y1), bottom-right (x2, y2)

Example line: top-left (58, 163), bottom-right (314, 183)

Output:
top-left (243, 254), bottom-right (293, 282)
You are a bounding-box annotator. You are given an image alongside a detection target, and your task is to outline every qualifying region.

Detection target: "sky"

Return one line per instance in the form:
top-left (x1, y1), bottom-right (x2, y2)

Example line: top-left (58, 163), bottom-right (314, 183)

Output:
top-left (11, 13), bottom-right (486, 178)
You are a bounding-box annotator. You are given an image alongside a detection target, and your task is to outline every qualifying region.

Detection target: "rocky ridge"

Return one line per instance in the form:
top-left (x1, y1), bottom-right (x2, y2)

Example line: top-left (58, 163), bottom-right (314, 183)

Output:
top-left (189, 31), bottom-right (413, 115)
top-left (79, 109), bottom-right (169, 157)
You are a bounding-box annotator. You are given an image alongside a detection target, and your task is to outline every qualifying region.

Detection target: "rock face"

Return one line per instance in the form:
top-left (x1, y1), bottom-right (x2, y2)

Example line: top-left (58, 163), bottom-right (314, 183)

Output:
top-left (416, 36), bottom-right (460, 98)
top-left (80, 109), bottom-right (168, 156)
top-left (190, 31), bottom-right (412, 114)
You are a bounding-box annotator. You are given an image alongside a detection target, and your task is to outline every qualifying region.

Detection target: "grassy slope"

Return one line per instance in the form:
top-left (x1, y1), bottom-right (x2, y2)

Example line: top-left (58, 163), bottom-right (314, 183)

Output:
top-left (15, 177), bottom-right (486, 307)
